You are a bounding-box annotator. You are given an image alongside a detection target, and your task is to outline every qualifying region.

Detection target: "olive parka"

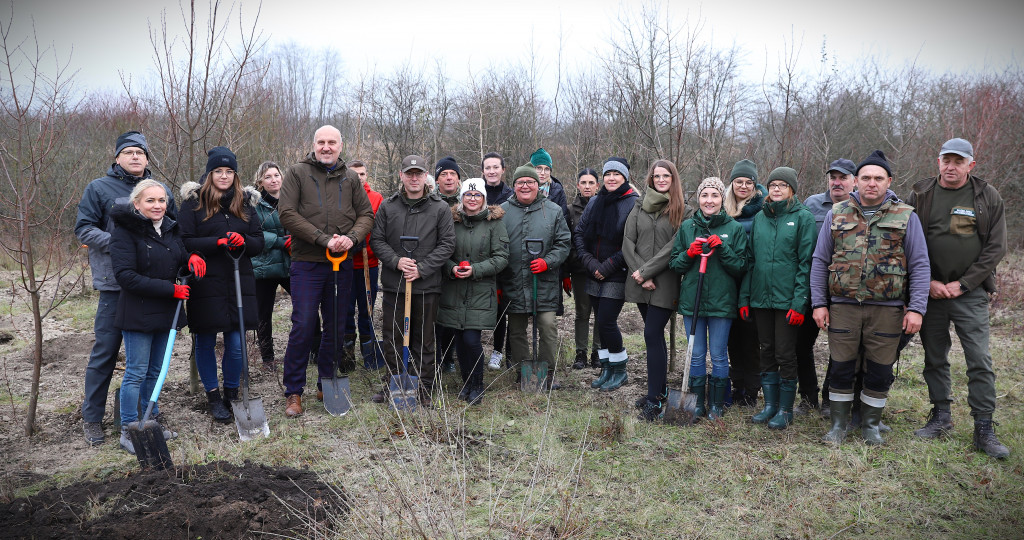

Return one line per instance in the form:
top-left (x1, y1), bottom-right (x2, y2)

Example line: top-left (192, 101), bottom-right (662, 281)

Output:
top-left (622, 192), bottom-right (691, 310)
top-left (499, 194), bottom-right (571, 314)
top-left (669, 208), bottom-right (749, 318)
top-left (437, 205), bottom-right (510, 331)
top-left (739, 197), bottom-right (816, 314)
top-left (370, 188), bottom-right (456, 295)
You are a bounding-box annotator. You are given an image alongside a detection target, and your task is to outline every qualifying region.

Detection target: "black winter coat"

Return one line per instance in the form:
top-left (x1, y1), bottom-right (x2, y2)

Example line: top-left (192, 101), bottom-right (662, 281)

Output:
top-left (109, 204), bottom-right (190, 333)
top-left (573, 186), bottom-right (639, 284)
top-left (178, 182), bottom-right (264, 333)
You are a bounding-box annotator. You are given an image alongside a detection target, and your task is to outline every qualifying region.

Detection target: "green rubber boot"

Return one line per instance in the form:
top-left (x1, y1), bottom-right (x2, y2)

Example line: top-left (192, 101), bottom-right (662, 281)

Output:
top-left (600, 350), bottom-right (628, 392)
top-left (708, 376), bottom-right (729, 421)
top-left (861, 401), bottom-right (886, 445)
top-left (767, 378), bottom-right (797, 430)
top-left (590, 349), bottom-right (611, 389)
top-left (751, 372), bottom-right (780, 424)
top-left (688, 375), bottom-right (707, 418)
top-left (822, 397), bottom-right (853, 444)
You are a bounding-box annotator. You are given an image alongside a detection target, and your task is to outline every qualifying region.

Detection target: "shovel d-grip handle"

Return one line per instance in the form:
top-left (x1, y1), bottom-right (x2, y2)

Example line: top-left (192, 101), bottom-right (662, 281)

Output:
top-left (525, 238), bottom-right (545, 256)
top-left (698, 248), bottom-right (715, 274)
top-left (400, 235), bottom-right (420, 257)
top-left (326, 248), bottom-right (349, 271)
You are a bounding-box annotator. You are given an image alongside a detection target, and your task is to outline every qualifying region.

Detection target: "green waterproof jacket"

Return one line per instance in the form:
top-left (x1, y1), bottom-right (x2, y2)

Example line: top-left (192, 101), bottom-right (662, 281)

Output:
top-left (252, 196), bottom-right (290, 280)
top-left (499, 194), bottom-right (571, 314)
top-left (739, 198), bottom-right (816, 313)
top-left (669, 209), bottom-right (748, 318)
top-left (437, 206), bottom-right (510, 330)
top-left (622, 192), bottom-right (690, 310)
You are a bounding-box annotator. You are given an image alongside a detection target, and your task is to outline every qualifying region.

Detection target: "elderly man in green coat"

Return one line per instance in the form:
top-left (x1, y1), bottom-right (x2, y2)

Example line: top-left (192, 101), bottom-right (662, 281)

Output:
top-left (499, 164), bottom-right (571, 391)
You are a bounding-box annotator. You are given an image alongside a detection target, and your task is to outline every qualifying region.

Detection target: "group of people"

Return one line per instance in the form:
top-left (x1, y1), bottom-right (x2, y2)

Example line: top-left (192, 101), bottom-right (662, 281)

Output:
top-left (75, 128), bottom-right (1009, 459)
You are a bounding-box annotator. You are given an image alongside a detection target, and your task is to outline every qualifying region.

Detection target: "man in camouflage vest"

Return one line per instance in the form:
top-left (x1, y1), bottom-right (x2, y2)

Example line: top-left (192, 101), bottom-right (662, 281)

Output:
top-left (810, 150), bottom-right (930, 445)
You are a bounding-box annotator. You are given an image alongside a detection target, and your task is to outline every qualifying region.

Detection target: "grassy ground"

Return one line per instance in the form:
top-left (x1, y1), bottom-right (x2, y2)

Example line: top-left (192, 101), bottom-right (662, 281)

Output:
top-left (1, 258), bottom-right (1022, 539)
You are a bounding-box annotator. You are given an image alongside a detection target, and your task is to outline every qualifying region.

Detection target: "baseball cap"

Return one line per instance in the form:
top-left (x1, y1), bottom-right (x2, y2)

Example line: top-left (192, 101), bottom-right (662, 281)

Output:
top-left (826, 159), bottom-right (856, 176)
top-left (401, 155), bottom-right (427, 173)
top-left (939, 138), bottom-right (974, 160)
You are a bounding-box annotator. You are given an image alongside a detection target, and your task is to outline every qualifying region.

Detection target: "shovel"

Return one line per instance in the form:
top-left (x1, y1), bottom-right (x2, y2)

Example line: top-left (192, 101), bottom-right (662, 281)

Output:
top-left (665, 247), bottom-right (714, 426)
top-left (362, 247), bottom-right (385, 369)
top-left (323, 248), bottom-right (351, 416)
top-left (521, 238), bottom-right (545, 392)
top-left (390, 236), bottom-right (420, 411)
top-left (226, 247), bottom-right (269, 441)
top-left (128, 273), bottom-right (191, 470)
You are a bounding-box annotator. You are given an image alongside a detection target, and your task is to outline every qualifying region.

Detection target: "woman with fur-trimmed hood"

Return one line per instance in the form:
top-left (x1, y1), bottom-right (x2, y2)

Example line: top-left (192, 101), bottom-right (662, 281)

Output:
top-left (178, 147), bottom-right (265, 423)
top-left (437, 178), bottom-right (509, 404)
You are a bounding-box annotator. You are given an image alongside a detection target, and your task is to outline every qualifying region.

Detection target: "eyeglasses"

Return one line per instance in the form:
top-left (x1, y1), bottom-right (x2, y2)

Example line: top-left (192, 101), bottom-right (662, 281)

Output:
top-left (733, 179), bottom-right (754, 187)
top-left (463, 193), bottom-right (483, 199)
top-left (514, 179), bottom-right (538, 187)
top-left (767, 182), bottom-right (790, 190)
top-left (119, 149), bottom-right (146, 158)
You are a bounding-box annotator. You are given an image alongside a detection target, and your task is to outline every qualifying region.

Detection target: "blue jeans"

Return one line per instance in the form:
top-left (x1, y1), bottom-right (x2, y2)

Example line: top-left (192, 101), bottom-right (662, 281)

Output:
top-left (82, 290), bottom-right (122, 422)
top-left (195, 331), bottom-right (242, 392)
top-left (120, 330), bottom-right (169, 426)
top-left (682, 316), bottom-right (732, 378)
top-left (346, 265), bottom-right (378, 337)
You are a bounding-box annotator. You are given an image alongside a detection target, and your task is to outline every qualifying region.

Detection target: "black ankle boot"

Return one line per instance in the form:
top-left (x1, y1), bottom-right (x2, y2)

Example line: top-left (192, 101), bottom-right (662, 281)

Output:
top-left (207, 389), bottom-right (232, 423)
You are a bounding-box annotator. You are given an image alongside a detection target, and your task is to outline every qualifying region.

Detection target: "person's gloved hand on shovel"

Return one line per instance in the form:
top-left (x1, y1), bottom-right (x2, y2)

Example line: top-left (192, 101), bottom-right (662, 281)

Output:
top-left (686, 237), bottom-right (708, 258)
top-left (217, 231), bottom-right (245, 249)
top-left (529, 258), bottom-right (548, 274)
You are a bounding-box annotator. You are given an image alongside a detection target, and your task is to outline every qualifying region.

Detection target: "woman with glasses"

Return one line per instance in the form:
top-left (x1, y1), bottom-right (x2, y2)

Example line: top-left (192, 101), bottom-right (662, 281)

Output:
top-left (724, 159), bottom-right (766, 407)
top-left (437, 178), bottom-right (509, 404)
top-left (574, 157), bottom-right (639, 392)
top-left (739, 167), bottom-right (816, 430)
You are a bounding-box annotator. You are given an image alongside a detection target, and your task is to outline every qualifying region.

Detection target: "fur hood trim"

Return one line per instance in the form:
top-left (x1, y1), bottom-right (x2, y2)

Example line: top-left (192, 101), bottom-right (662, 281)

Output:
top-left (180, 181), bottom-right (261, 207)
top-left (452, 204), bottom-right (504, 223)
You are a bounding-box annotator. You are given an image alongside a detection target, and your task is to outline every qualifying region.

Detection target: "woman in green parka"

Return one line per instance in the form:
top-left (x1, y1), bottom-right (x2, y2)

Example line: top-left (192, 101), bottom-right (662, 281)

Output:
top-left (437, 178), bottom-right (509, 404)
top-left (738, 166), bottom-right (816, 430)
top-left (623, 160), bottom-right (691, 421)
top-left (251, 161), bottom-right (291, 371)
top-left (669, 177), bottom-right (748, 421)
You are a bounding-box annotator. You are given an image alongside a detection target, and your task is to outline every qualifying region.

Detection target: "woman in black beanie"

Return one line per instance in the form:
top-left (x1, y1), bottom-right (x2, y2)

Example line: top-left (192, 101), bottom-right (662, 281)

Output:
top-left (573, 157), bottom-right (639, 392)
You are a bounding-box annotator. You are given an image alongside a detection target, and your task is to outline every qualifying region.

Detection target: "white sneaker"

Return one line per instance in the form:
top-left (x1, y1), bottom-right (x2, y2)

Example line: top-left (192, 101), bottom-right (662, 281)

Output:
top-left (488, 351), bottom-right (503, 370)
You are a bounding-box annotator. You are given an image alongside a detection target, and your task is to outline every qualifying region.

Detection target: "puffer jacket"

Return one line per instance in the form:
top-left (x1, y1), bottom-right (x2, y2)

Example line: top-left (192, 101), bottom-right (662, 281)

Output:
top-left (109, 204), bottom-right (189, 332)
top-left (252, 195), bottom-right (290, 280)
top-left (573, 185), bottom-right (639, 283)
top-left (279, 153), bottom-right (374, 263)
top-left (740, 197), bottom-right (816, 314)
top-left (370, 189), bottom-right (456, 295)
top-left (499, 194), bottom-right (571, 314)
top-left (437, 206), bottom-right (510, 330)
top-left (670, 209), bottom-right (748, 318)
top-left (178, 182), bottom-right (264, 333)
top-left (622, 193), bottom-right (690, 310)
top-left (75, 165), bottom-right (177, 291)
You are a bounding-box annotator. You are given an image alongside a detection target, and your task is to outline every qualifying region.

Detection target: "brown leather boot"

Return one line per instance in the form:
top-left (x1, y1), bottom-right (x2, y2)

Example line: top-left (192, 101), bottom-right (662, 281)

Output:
top-left (285, 394), bottom-right (303, 417)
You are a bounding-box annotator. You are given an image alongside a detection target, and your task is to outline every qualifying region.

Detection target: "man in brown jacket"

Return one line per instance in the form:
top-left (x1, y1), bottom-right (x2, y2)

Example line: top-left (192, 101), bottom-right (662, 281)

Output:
top-left (278, 125), bottom-right (374, 417)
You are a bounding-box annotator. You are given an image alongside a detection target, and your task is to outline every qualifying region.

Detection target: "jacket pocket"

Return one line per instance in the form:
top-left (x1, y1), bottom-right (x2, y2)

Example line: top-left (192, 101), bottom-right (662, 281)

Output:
top-left (949, 206), bottom-right (976, 236)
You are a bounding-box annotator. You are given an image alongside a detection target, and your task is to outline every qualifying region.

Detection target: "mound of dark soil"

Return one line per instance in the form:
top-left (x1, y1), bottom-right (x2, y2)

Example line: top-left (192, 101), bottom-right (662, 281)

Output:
top-left (0, 461), bottom-right (346, 539)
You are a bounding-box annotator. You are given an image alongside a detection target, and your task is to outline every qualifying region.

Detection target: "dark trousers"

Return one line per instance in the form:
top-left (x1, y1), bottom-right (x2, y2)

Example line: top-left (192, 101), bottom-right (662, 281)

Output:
top-left (492, 301), bottom-right (509, 354)
top-left (381, 291), bottom-right (440, 390)
top-left (82, 290), bottom-right (122, 423)
top-left (437, 324), bottom-right (456, 364)
top-left (795, 316), bottom-right (821, 401)
top-left (255, 277), bottom-right (290, 362)
top-left (571, 272), bottom-right (600, 351)
top-left (453, 328), bottom-right (484, 384)
top-left (727, 314), bottom-right (760, 395)
top-left (753, 308), bottom-right (799, 379)
top-left (638, 303), bottom-right (672, 400)
top-left (345, 265), bottom-right (379, 338)
top-left (591, 295), bottom-right (625, 353)
top-left (281, 261), bottom-right (353, 396)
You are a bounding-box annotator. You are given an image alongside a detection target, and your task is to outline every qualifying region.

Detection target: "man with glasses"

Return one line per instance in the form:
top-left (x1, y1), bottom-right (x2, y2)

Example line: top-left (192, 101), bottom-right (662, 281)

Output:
top-left (370, 155), bottom-right (456, 407)
top-left (75, 131), bottom-right (177, 445)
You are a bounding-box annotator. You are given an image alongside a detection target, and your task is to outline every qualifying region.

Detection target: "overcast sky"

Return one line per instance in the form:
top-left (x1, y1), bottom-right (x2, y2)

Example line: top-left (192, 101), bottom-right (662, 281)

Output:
top-left (4, 0), bottom-right (1023, 96)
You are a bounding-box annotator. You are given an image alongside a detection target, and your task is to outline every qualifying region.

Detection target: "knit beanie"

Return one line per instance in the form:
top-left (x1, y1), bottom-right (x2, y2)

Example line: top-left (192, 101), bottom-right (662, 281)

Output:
top-left (115, 130), bottom-right (150, 157)
top-left (766, 166), bottom-right (798, 192)
top-left (530, 148), bottom-right (552, 168)
top-left (434, 156), bottom-right (463, 179)
top-left (730, 159), bottom-right (758, 183)
top-left (696, 177), bottom-right (726, 197)
top-left (459, 178), bottom-right (486, 198)
top-left (513, 163), bottom-right (539, 182)
top-left (602, 156), bottom-right (630, 181)
top-left (205, 146), bottom-right (238, 176)
top-left (856, 150), bottom-right (893, 178)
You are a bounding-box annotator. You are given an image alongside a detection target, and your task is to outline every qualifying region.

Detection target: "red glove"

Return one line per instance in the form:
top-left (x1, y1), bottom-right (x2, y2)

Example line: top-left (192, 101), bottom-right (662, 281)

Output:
top-left (187, 254), bottom-right (206, 278)
top-left (706, 234), bottom-right (723, 249)
top-left (686, 237), bottom-right (707, 258)
top-left (496, 289), bottom-right (503, 304)
top-left (217, 231), bottom-right (245, 248)
top-left (283, 236), bottom-right (291, 251)
top-left (739, 306), bottom-right (750, 321)
top-left (786, 309), bottom-right (804, 326)
top-left (562, 277), bottom-right (572, 294)
top-left (173, 284), bottom-right (190, 300)
top-left (530, 258), bottom-right (548, 274)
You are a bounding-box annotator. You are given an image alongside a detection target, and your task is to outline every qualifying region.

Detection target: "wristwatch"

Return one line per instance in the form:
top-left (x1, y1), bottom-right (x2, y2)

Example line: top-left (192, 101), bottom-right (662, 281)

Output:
top-left (959, 282), bottom-right (969, 294)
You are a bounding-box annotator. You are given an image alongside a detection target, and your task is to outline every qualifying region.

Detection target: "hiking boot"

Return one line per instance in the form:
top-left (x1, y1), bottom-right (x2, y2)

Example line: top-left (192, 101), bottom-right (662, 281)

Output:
top-left (822, 398), bottom-right (852, 444)
top-left (467, 372), bottom-right (485, 406)
top-left (914, 408), bottom-right (953, 439)
top-left (285, 394), bottom-right (303, 417)
top-left (861, 402), bottom-right (886, 445)
top-left (688, 375), bottom-right (708, 419)
top-left (341, 337), bottom-right (357, 373)
top-left (316, 390), bottom-right (324, 402)
top-left (83, 421), bottom-right (104, 446)
top-left (752, 372), bottom-right (780, 424)
top-left (638, 398), bottom-right (664, 422)
top-left (591, 349), bottom-right (611, 388)
top-left (571, 349), bottom-right (588, 370)
top-left (206, 389), bottom-right (232, 423)
top-left (458, 383), bottom-right (471, 401)
top-left (708, 376), bottom-right (728, 421)
top-left (974, 419), bottom-right (1010, 459)
top-left (487, 351), bottom-right (503, 370)
top-left (371, 387), bottom-right (389, 404)
top-left (634, 395), bottom-right (647, 409)
top-left (361, 340), bottom-right (385, 370)
top-left (590, 349), bottom-right (600, 368)
top-left (119, 427), bottom-right (135, 455)
top-left (223, 387), bottom-right (239, 409)
top-left (767, 378), bottom-right (797, 430)
top-left (542, 375), bottom-right (561, 391)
